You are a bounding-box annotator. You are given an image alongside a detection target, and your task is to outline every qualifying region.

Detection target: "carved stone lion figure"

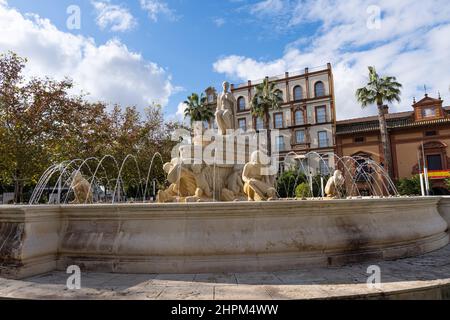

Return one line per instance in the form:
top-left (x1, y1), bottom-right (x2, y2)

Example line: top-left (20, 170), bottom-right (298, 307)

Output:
top-left (325, 170), bottom-right (345, 199)
top-left (70, 171), bottom-right (93, 204)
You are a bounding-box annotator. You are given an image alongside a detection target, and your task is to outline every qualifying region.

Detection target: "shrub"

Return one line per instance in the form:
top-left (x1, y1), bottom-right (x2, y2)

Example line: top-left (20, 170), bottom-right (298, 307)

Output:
top-left (295, 183), bottom-right (312, 198)
top-left (396, 175), bottom-right (423, 196)
top-left (445, 178), bottom-right (450, 190)
top-left (276, 170), bottom-right (307, 198)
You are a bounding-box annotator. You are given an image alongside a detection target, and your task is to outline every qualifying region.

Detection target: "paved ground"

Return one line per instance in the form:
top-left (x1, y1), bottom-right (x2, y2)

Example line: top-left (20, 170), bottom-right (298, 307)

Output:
top-left (1, 246), bottom-right (450, 300)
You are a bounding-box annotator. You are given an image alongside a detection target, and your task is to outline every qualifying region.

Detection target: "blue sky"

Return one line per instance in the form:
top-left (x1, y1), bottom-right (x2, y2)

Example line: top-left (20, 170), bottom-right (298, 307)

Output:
top-left (1, 0), bottom-right (450, 120)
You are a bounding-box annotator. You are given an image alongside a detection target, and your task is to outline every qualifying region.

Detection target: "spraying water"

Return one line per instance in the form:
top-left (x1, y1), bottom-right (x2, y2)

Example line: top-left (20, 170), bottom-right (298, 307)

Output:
top-left (29, 150), bottom-right (398, 205)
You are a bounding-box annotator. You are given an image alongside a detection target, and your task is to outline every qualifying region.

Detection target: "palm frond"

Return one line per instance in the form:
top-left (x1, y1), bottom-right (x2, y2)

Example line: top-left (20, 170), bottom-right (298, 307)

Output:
top-left (356, 66), bottom-right (402, 108)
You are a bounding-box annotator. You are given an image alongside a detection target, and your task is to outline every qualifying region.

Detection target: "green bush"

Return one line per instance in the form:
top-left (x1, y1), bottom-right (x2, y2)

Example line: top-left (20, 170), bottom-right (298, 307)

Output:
top-left (445, 178), bottom-right (450, 190)
top-left (396, 175), bottom-right (423, 196)
top-left (295, 183), bottom-right (312, 198)
top-left (276, 170), bottom-right (307, 198)
top-left (277, 170), bottom-right (331, 198)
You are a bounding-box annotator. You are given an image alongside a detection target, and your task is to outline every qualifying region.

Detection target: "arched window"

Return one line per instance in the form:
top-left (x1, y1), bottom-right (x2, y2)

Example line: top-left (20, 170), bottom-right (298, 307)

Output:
top-left (314, 81), bottom-right (325, 97)
top-left (237, 97), bottom-right (246, 111)
top-left (293, 86), bottom-right (303, 101)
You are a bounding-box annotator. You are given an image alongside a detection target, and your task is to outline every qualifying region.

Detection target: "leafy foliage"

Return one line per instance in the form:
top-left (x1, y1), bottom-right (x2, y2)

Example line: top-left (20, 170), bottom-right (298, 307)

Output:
top-left (0, 51), bottom-right (180, 203)
top-left (396, 175), bottom-right (423, 196)
top-left (250, 78), bottom-right (283, 120)
top-left (276, 170), bottom-right (306, 198)
top-left (445, 178), bottom-right (450, 190)
top-left (355, 66), bottom-right (402, 177)
top-left (250, 78), bottom-right (283, 155)
top-left (356, 67), bottom-right (402, 108)
top-left (276, 169), bottom-right (329, 198)
top-left (183, 93), bottom-right (214, 125)
top-left (295, 183), bottom-right (311, 199)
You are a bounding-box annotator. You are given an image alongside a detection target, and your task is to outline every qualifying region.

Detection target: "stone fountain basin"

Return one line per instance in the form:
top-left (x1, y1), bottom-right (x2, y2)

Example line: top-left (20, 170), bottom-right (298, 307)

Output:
top-left (0, 197), bottom-right (449, 279)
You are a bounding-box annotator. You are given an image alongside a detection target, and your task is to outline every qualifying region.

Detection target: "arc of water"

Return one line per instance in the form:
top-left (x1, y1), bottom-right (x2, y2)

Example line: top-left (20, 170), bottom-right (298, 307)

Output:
top-left (278, 151), bottom-right (397, 199)
top-left (143, 153), bottom-right (163, 202)
top-left (29, 162), bottom-right (68, 204)
top-left (86, 155), bottom-right (120, 204)
top-left (32, 159), bottom-right (83, 205)
top-left (365, 158), bottom-right (399, 196)
top-left (336, 156), bottom-right (376, 197)
top-left (112, 154), bottom-right (143, 204)
top-left (51, 159), bottom-right (93, 204)
top-left (345, 156), bottom-right (381, 196)
top-left (61, 158), bottom-right (99, 204)
top-left (336, 156), bottom-right (369, 197)
top-left (29, 164), bottom-right (58, 204)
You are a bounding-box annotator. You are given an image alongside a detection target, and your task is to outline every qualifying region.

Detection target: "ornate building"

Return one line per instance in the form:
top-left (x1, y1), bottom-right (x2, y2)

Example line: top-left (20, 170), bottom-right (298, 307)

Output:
top-left (336, 94), bottom-right (450, 194)
top-left (229, 64), bottom-right (337, 175)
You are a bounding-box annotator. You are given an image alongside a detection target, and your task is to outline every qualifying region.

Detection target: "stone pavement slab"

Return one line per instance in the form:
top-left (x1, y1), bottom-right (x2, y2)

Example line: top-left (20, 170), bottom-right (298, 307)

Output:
top-left (1, 245), bottom-right (450, 300)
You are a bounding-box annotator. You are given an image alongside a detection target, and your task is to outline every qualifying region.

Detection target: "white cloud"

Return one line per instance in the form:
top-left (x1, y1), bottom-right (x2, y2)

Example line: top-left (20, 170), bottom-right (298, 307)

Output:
top-left (213, 17), bottom-right (226, 27)
top-left (92, 0), bottom-right (137, 32)
top-left (165, 101), bottom-right (188, 124)
top-left (0, 1), bottom-right (175, 113)
top-left (250, 0), bottom-right (284, 16)
top-left (215, 0), bottom-right (450, 120)
top-left (175, 101), bottom-right (188, 122)
top-left (139, 0), bottom-right (177, 22)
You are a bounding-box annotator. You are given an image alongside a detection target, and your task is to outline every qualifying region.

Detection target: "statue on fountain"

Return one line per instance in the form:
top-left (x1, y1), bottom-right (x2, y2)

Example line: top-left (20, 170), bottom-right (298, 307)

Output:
top-left (157, 80), bottom-right (268, 203)
top-left (70, 171), bottom-right (93, 204)
top-left (215, 81), bottom-right (236, 135)
top-left (157, 158), bottom-right (197, 203)
top-left (242, 151), bottom-right (277, 201)
top-left (325, 170), bottom-right (345, 199)
top-left (221, 166), bottom-right (246, 201)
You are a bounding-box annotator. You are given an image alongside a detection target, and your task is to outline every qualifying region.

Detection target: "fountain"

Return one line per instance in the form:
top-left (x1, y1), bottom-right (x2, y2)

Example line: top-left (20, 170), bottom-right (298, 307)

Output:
top-left (29, 153), bottom-right (164, 205)
top-left (0, 83), bottom-right (448, 280)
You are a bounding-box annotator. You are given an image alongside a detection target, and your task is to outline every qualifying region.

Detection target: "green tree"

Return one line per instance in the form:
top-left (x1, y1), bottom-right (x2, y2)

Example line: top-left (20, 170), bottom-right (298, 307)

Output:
top-left (0, 51), bottom-right (101, 202)
top-left (0, 51), bottom-right (180, 203)
top-left (105, 104), bottom-right (179, 200)
top-left (356, 67), bottom-right (402, 177)
top-left (183, 93), bottom-right (214, 127)
top-left (250, 78), bottom-right (283, 156)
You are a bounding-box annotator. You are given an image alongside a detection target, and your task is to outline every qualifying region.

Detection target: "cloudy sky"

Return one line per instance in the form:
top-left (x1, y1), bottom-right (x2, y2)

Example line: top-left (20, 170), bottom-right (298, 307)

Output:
top-left (1, 0), bottom-right (449, 120)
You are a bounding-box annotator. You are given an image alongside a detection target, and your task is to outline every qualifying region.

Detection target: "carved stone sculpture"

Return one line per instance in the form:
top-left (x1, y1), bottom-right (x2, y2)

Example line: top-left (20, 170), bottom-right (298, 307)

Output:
top-left (157, 158), bottom-right (197, 203)
top-left (215, 81), bottom-right (236, 135)
top-left (325, 170), bottom-right (345, 199)
top-left (187, 164), bottom-right (214, 202)
top-left (242, 151), bottom-right (277, 201)
top-left (221, 166), bottom-right (245, 201)
top-left (70, 171), bottom-right (93, 204)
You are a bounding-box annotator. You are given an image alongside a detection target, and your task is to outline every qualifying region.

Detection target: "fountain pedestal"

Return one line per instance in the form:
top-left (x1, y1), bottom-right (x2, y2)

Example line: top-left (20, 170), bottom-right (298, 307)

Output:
top-left (1, 197), bottom-right (448, 279)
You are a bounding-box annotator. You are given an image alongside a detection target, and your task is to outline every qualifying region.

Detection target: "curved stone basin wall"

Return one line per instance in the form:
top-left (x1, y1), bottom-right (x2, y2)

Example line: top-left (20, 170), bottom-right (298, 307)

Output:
top-left (0, 197), bottom-right (449, 279)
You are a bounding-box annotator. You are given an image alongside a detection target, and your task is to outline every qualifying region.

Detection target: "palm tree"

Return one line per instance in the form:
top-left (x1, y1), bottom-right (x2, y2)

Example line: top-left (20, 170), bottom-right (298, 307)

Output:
top-left (183, 93), bottom-right (214, 128)
top-left (356, 67), bottom-right (402, 177)
top-left (251, 78), bottom-right (284, 156)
